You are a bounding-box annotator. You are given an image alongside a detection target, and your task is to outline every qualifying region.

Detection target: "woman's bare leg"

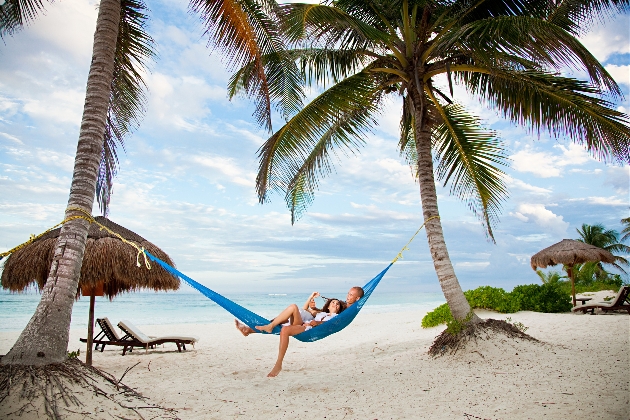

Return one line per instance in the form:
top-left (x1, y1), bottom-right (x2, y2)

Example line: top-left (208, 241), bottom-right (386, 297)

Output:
top-left (267, 324), bottom-right (305, 377)
top-left (256, 304), bottom-right (303, 333)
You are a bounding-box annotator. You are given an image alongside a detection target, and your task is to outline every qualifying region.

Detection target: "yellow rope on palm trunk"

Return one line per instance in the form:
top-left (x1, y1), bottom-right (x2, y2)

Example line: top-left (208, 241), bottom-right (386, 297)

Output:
top-left (391, 216), bottom-right (440, 263)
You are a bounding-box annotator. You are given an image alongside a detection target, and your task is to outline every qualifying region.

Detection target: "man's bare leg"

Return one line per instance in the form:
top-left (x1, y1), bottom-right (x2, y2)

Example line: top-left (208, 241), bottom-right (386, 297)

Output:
top-left (256, 304), bottom-right (303, 333)
top-left (235, 319), bottom-right (255, 336)
top-left (267, 325), bottom-right (305, 377)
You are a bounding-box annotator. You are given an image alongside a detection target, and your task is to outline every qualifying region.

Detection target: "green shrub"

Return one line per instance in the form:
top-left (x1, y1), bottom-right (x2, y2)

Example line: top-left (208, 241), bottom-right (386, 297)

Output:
top-left (421, 282), bottom-right (572, 328)
top-left (511, 283), bottom-right (572, 313)
top-left (421, 303), bottom-right (453, 328)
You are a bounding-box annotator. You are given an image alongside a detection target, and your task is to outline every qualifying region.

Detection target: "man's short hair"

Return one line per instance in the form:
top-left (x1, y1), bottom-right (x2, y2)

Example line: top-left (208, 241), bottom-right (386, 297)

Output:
top-left (351, 286), bottom-right (364, 298)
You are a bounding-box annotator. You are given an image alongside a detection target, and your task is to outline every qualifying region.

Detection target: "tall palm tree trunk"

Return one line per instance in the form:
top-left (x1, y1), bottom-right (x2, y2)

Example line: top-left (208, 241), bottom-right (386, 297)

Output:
top-left (409, 90), bottom-right (477, 322)
top-left (3, 0), bottom-right (121, 366)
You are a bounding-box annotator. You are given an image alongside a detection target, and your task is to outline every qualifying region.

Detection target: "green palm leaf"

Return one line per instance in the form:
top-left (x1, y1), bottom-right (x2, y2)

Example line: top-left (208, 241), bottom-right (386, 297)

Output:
top-left (256, 70), bottom-right (385, 211)
top-left (0, 0), bottom-right (50, 38)
top-left (190, 0), bottom-right (285, 130)
top-left (458, 69), bottom-right (630, 163)
top-left (97, 0), bottom-right (155, 215)
top-left (280, 3), bottom-right (391, 49)
top-left (431, 103), bottom-right (509, 241)
top-left (545, 0), bottom-right (630, 35)
top-left (432, 15), bottom-right (621, 96)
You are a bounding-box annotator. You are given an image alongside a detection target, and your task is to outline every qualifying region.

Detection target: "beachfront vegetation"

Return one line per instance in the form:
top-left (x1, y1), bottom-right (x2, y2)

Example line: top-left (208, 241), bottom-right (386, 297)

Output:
top-left (246, 0), bottom-right (630, 323)
top-left (421, 283), bottom-right (572, 328)
top-left (576, 223), bottom-right (630, 274)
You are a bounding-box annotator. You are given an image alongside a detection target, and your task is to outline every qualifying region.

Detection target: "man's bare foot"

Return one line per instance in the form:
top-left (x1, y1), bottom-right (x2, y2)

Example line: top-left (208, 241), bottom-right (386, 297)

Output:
top-left (235, 319), bottom-right (255, 336)
top-left (267, 365), bottom-right (282, 377)
top-left (255, 324), bottom-right (274, 334)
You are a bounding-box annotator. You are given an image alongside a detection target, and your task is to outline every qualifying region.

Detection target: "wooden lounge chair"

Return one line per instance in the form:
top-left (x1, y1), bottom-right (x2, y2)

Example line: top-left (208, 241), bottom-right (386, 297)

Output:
top-left (117, 320), bottom-right (199, 355)
top-left (572, 286), bottom-right (630, 314)
top-left (80, 317), bottom-right (124, 352)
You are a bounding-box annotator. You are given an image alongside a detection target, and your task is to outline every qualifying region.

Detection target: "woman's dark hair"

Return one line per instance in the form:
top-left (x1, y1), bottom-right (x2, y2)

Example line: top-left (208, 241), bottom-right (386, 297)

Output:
top-left (322, 298), bottom-right (345, 314)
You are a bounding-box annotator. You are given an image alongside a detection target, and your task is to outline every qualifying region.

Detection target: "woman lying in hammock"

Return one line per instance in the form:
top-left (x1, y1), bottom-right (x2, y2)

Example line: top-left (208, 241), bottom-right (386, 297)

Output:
top-left (235, 297), bottom-right (347, 377)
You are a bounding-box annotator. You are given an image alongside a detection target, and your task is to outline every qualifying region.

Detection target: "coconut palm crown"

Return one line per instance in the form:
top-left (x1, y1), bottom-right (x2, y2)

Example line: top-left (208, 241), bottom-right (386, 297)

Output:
top-left (576, 223), bottom-right (630, 274)
top-left (238, 0), bottom-right (630, 320)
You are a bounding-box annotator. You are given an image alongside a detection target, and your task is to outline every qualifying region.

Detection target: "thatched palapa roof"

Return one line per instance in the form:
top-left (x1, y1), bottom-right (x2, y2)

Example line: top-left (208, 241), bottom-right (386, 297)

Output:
top-left (1, 217), bottom-right (179, 298)
top-left (530, 239), bottom-right (615, 270)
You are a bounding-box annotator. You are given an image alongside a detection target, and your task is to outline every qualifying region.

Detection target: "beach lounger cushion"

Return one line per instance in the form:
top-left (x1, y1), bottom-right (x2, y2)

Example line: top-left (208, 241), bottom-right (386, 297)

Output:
top-left (116, 320), bottom-right (199, 355)
top-left (572, 286), bottom-right (630, 314)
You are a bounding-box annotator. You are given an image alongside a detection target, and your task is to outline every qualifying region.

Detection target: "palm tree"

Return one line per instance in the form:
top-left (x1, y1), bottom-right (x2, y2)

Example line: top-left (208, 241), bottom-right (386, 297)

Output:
top-left (576, 223), bottom-right (630, 274)
top-left (621, 217), bottom-right (630, 242)
top-left (245, 0), bottom-right (630, 321)
top-left (536, 269), bottom-right (564, 284)
top-left (1, 0), bottom-right (291, 365)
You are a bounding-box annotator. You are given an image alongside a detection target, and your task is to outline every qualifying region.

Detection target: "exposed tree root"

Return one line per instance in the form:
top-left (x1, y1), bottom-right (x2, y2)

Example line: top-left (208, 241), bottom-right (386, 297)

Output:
top-left (428, 318), bottom-right (540, 357)
top-left (0, 357), bottom-right (178, 419)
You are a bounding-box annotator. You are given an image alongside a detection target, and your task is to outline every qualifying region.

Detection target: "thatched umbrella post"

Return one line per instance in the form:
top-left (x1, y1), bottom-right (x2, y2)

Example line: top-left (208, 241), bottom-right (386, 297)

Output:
top-left (87, 292), bottom-right (96, 365)
top-left (1, 217), bottom-right (179, 366)
top-left (531, 239), bottom-right (615, 307)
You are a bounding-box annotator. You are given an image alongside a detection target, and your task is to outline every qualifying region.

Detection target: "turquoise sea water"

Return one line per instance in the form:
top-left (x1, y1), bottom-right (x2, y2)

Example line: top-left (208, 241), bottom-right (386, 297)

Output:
top-left (0, 289), bottom-right (445, 332)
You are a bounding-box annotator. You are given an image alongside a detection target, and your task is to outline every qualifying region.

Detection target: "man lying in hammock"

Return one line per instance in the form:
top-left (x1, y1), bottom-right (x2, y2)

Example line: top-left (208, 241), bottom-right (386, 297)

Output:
top-left (235, 286), bottom-right (364, 377)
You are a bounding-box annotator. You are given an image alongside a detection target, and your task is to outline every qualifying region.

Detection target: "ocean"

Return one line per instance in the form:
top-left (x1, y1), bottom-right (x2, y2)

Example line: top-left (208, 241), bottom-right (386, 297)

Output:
top-left (0, 289), bottom-right (446, 333)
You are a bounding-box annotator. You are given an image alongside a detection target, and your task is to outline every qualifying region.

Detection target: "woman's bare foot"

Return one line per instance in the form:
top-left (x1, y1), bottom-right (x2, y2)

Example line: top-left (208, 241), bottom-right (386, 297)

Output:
top-left (267, 364), bottom-right (282, 377)
top-left (255, 324), bottom-right (274, 334)
top-left (235, 319), bottom-right (255, 336)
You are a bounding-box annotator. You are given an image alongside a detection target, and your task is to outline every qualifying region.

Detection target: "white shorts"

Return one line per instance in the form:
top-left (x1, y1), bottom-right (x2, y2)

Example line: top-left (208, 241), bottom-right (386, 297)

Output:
top-left (281, 309), bottom-right (314, 327)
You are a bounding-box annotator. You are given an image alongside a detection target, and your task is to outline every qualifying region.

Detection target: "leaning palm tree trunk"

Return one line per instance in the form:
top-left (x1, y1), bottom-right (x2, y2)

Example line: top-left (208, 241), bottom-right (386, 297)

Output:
top-left (3, 0), bottom-right (121, 366)
top-left (411, 92), bottom-right (475, 322)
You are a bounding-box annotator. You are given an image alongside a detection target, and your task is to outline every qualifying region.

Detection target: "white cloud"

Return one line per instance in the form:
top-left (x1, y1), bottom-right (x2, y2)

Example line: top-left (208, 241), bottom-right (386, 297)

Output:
top-left (455, 261), bottom-right (490, 269)
top-left (505, 176), bottom-right (552, 195)
top-left (510, 143), bottom-right (594, 177)
top-left (605, 65), bottom-right (630, 87)
top-left (568, 196), bottom-right (629, 207)
top-left (579, 15), bottom-right (630, 62)
top-left (604, 166), bottom-right (629, 194)
top-left (190, 155), bottom-right (255, 187)
top-left (510, 203), bottom-right (569, 234)
top-left (145, 73), bottom-right (228, 128)
top-left (0, 132), bottom-right (23, 145)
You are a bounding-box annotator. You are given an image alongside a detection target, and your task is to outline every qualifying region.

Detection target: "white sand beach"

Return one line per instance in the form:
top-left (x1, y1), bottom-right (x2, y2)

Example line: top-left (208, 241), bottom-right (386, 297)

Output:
top-left (1, 292), bottom-right (628, 419)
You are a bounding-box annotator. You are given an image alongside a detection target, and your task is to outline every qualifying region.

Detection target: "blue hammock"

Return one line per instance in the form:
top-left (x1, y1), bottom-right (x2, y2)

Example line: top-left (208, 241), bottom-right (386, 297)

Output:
top-left (145, 251), bottom-right (392, 342)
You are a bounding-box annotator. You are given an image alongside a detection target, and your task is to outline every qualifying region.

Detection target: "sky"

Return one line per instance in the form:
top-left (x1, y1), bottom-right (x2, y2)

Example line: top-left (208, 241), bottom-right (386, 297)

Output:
top-left (0, 0), bottom-right (628, 296)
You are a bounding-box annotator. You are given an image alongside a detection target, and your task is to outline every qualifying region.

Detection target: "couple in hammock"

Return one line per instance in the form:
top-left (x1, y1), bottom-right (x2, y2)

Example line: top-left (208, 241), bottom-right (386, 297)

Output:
top-left (235, 286), bottom-right (365, 377)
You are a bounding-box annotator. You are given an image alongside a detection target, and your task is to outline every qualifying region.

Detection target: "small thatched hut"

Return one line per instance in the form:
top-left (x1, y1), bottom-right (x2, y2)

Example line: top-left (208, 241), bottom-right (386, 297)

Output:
top-left (1, 216), bottom-right (178, 297)
top-left (531, 239), bottom-right (615, 306)
top-left (1, 216), bottom-right (179, 364)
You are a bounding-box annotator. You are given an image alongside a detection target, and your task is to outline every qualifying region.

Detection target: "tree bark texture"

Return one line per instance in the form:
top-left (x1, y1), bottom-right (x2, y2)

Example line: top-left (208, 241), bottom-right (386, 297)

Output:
top-left (409, 87), bottom-right (477, 322)
top-left (3, 0), bottom-right (121, 366)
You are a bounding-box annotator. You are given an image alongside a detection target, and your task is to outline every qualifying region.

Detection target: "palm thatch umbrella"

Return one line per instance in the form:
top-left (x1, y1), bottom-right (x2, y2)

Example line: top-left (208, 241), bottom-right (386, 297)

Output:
top-left (0, 216), bottom-right (179, 365)
top-left (530, 239), bottom-right (615, 307)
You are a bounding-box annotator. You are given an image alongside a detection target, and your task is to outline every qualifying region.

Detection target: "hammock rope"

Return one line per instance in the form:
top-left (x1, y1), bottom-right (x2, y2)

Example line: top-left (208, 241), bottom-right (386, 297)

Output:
top-left (1, 210), bottom-right (439, 341)
top-left (145, 217), bottom-right (437, 342)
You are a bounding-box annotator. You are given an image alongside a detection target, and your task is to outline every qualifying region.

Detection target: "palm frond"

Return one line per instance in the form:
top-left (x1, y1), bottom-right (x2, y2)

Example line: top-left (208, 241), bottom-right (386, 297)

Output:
top-left (430, 102), bottom-right (509, 241)
top-left (279, 3), bottom-right (391, 49)
top-left (190, 0), bottom-right (283, 130)
top-left (295, 47), bottom-right (376, 86)
top-left (228, 49), bottom-right (305, 121)
top-left (546, 0), bottom-right (630, 35)
top-left (97, 0), bottom-right (155, 215)
top-left (458, 69), bottom-right (630, 164)
top-left (621, 217), bottom-right (630, 242)
top-left (256, 70), bottom-right (385, 212)
top-left (0, 0), bottom-right (50, 38)
top-left (398, 95), bottom-right (417, 172)
top-left (432, 15), bottom-right (621, 96)
top-left (285, 99), bottom-right (384, 223)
